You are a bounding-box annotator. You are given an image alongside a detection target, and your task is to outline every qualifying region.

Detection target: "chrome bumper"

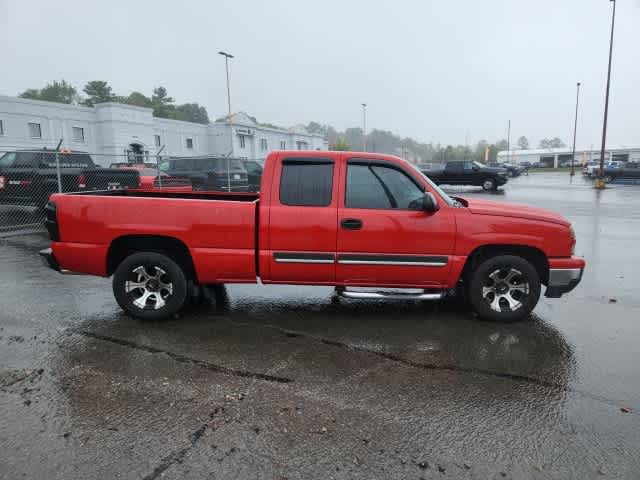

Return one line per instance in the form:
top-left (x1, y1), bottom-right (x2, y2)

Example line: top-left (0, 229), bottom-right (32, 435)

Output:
top-left (545, 268), bottom-right (583, 298)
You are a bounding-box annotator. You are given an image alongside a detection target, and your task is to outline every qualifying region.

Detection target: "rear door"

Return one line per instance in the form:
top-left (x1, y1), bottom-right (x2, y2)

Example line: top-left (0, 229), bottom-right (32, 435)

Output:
top-left (265, 156), bottom-right (338, 284)
top-left (336, 158), bottom-right (455, 287)
top-left (444, 161), bottom-right (462, 184)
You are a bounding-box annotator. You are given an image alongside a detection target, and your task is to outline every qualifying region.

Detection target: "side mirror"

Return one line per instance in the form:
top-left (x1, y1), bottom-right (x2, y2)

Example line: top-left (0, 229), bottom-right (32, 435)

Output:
top-left (422, 192), bottom-right (440, 213)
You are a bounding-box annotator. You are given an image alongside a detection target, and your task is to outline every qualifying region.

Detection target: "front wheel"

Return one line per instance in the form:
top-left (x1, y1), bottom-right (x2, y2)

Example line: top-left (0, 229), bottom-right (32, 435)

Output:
top-left (468, 255), bottom-right (541, 322)
top-left (113, 252), bottom-right (187, 320)
top-left (482, 178), bottom-right (496, 191)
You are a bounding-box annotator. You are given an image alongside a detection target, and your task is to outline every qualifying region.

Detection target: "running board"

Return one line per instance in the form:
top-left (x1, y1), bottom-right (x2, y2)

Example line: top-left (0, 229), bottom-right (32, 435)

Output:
top-left (337, 287), bottom-right (443, 300)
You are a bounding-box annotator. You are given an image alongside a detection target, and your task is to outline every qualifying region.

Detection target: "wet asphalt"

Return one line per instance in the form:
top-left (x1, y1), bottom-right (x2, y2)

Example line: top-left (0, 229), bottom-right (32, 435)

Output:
top-left (1, 173), bottom-right (639, 479)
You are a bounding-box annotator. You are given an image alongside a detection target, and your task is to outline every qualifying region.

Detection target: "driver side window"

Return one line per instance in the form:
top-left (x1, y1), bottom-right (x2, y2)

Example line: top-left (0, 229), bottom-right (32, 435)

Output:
top-left (346, 163), bottom-right (424, 209)
top-left (463, 161), bottom-right (473, 170)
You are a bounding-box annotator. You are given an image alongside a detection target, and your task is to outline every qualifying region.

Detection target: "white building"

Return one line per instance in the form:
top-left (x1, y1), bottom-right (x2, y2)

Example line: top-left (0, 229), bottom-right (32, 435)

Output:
top-left (497, 146), bottom-right (640, 168)
top-left (0, 95), bottom-right (327, 165)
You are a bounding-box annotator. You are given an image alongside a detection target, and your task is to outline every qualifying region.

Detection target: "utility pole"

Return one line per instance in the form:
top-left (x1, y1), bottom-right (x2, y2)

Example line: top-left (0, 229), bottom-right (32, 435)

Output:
top-left (570, 82), bottom-right (581, 176)
top-left (218, 50), bottom-right (234, 192)
top-left (361, 103), bottom-right (367, 151)
top-left (596, 0), bottom-right (616, 190)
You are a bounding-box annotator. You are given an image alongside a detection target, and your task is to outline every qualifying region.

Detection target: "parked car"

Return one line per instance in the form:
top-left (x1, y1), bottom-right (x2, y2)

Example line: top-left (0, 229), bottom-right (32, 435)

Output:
top-left (584, 161), bottom-right (622, 178)
top-left (41, 150), bottom-right (584, 323)
top-left (0, 149), bottom-right (139, 209)
top-left (160, 156), bottom-right (249, 192)
top-left (602, 162), bottom-right (640, 182)
top-left (243, 160), bottom-right (263, 192)
top-left (488, 162), bottom-right (525, 177)
top-left (423, 160), bottom-right (509, 191)
top-left (110, 163), bottom-right (192, 191)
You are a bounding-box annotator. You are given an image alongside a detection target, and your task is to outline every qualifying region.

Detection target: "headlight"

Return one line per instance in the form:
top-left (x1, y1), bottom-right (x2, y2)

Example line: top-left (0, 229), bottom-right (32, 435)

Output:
top-left (498, 171), bottom-right (507, 176)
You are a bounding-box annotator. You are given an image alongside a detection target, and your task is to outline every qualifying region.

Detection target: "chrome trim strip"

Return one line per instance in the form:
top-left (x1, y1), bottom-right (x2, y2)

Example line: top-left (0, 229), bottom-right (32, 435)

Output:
top-left (274, 258), bottom-right (334, 264)
top-left (338, 260), bottom-right (447, 266)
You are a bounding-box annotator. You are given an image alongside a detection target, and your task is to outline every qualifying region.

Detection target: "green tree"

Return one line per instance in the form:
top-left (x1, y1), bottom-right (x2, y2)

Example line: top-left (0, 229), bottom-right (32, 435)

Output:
top-left (82, 80), bottom-right (115, 106)
top-left (152, 86), bottom-right (175, 118)
top-left (122, 91), bottom-right (153, 108)
top-left (19, 79), bottom-right (77, 104)
top-left (517, 136), bottom-right (530, 150)
top-left (539, 137), bottom-right (566, 149)
top-left (172, 103), bottom-right (210, 124)
top-left (331, 137), bottom-right (350, 151)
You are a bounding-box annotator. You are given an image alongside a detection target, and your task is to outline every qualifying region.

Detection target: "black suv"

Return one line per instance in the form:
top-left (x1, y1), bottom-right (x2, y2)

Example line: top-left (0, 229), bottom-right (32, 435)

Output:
top-left (161, 156), bottom-right (249, 192)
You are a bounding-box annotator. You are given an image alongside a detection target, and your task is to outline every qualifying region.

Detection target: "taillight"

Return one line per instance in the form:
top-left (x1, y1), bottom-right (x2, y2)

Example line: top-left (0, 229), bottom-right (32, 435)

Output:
top-left (77, 174), bottom-right (87, 189)
top-left (0, 175), bottom-right (5, 190)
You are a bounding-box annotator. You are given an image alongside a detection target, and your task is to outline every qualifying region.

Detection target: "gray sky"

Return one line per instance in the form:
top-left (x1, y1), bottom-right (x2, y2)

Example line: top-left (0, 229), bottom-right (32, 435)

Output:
top-left (1, 0), bottom-right (638, 148)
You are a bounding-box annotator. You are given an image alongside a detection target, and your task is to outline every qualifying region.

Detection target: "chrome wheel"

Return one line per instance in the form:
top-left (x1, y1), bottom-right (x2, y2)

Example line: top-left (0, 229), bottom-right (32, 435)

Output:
top-left (481, 267), bottom-right (530, 313)
top-left (125, 265), bottom-right (174, 310)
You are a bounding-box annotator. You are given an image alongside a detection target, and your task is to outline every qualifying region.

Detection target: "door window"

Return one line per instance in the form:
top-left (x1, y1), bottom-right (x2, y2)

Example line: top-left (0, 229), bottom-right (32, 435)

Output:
top-left (346, 163), bottom-right (424, 209)
top-left (279, 160), bottom-right (333, 206)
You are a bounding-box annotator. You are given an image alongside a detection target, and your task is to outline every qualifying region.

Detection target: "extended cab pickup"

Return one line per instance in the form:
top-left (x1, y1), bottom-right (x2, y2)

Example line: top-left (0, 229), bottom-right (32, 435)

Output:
top-left (424, 160), bottom-right (509, 191)
top-left (40, 151), bottom-right (585, 322)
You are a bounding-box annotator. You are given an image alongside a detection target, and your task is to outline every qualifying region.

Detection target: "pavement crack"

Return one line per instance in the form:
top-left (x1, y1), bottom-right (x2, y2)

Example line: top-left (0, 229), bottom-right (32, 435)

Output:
top-left (74, 330), bottom-right (292, 384)
top-left (141, 418), bottom-right (209, 480)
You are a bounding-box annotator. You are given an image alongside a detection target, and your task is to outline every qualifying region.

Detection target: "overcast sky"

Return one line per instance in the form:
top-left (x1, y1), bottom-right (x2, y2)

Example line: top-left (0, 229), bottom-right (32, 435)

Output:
top-left (1, 0), bottom-right (638, 148)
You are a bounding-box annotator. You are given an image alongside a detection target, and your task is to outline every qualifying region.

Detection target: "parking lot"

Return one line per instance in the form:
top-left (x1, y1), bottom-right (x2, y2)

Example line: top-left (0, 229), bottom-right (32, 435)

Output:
top-left (1, 172), bottom-right (639, 479)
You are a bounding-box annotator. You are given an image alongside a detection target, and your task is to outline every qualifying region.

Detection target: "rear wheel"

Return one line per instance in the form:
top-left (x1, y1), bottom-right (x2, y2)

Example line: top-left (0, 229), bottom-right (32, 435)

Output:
top-left (482, 178), bottom-right (496, 191)
top-left (468, 255), bottom-right (541, 322)
top-left (113, 252), bottom-right (187, 320)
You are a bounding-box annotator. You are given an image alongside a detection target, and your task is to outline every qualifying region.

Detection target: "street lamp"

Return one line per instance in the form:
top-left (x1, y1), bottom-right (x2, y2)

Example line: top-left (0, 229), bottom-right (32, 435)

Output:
top-left (596, 0), bottom-right (616, 190)
top-left (218, 50), bottom-right (234, 192)
top-left (570, 82), bottom-right (581, 177)
top-left (361, 103), bottom-right (367, 151)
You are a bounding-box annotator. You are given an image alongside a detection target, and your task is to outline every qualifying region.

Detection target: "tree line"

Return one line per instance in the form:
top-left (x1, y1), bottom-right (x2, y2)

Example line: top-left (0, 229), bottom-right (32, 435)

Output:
top-left (308, 122), bottom-right (566, 163)
top-left (18, 80), bottom-right (209, 124)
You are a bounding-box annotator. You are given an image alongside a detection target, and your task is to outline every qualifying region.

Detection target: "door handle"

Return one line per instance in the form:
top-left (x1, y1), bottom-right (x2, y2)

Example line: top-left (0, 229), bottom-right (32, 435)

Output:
top-left (341, 218), bottom-right (362, 230)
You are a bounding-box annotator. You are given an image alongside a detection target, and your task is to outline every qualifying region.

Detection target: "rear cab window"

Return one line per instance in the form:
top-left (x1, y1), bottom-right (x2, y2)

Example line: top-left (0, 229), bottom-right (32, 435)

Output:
top-left (279, 158), bottom-right (334, 206)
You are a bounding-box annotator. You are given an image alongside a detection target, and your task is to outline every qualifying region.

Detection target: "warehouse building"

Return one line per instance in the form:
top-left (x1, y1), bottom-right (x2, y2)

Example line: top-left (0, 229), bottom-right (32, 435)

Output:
top-left (497, 146), bottom-right (640, 167)
top-left (0, 95), bottom-right (327, 165)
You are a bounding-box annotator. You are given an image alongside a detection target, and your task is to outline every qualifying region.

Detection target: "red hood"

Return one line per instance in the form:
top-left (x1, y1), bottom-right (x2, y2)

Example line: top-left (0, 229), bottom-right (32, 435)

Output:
top-left (459, 197), bottom-right (570, 226)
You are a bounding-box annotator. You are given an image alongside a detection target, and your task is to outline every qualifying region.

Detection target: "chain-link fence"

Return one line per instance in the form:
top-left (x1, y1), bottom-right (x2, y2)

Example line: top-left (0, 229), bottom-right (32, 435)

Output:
top-left (0, 148), bottom-right (258, 237)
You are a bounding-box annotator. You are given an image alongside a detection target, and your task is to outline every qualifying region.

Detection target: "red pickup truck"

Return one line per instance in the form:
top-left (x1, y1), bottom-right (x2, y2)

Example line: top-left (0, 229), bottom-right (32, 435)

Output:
top-left (40, 151), bottom-right (585, 322)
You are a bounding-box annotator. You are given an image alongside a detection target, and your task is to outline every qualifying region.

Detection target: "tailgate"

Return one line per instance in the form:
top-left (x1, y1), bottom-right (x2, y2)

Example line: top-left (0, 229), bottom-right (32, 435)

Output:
top-left (82, 168), bottom-right (140, 190)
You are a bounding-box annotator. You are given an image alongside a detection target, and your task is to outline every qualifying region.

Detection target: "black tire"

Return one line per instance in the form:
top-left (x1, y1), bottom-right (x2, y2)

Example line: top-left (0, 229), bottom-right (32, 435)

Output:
top-left (112, 252), bottom-right (187, 320)
top-left (468, 255), bottom-right (541, 322)
top-left (482, 178), bottom-right (496, 191)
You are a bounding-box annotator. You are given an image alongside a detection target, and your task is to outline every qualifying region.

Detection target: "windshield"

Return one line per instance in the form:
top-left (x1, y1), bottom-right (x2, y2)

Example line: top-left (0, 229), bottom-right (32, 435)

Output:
top-left (406, 162), bottom-right (455, 207)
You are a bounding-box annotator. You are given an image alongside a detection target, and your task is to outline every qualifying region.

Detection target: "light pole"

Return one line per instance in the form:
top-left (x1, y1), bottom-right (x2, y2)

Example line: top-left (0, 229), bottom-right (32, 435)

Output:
top-left (596, 0), bottom-right (616, 190)
top-left (570, 82), bottom-right (581, 176)
top-left (218, 50), bottom-right (234, 192)
top-left (506, 120), bottom-right (511, 164)
top-left (361, 103), bottom-right (367, 151)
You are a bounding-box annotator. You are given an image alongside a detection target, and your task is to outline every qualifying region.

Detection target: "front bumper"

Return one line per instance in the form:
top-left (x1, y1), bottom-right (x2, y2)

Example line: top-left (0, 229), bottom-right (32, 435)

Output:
top-left (545, 267), bottom-right (584, 298)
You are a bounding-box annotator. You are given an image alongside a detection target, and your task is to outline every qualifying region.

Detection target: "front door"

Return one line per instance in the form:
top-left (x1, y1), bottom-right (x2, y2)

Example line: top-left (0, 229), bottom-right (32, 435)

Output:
top-left (266, 156), bottom-right (338, 284)
top-left (336, 158), bottom-right (455, 287)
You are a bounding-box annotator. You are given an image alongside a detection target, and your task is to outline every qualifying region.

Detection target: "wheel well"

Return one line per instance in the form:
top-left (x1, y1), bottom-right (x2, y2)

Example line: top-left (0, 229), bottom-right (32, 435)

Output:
top-left (461, 244), bottom-right (549, 285)
top-left (107, 235), bottom-right (197, 280)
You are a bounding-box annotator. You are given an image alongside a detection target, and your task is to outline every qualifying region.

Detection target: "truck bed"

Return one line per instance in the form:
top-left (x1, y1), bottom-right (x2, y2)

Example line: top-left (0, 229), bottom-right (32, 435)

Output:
top-left (49, 190), bottom-right (259, 283)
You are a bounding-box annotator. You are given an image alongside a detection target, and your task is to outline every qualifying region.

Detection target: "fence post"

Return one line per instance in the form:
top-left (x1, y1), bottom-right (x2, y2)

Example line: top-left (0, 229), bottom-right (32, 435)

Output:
top-left (55, 151), bottom-right (63, 193)
top-left (156, 145), bottom-right (165, 189)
